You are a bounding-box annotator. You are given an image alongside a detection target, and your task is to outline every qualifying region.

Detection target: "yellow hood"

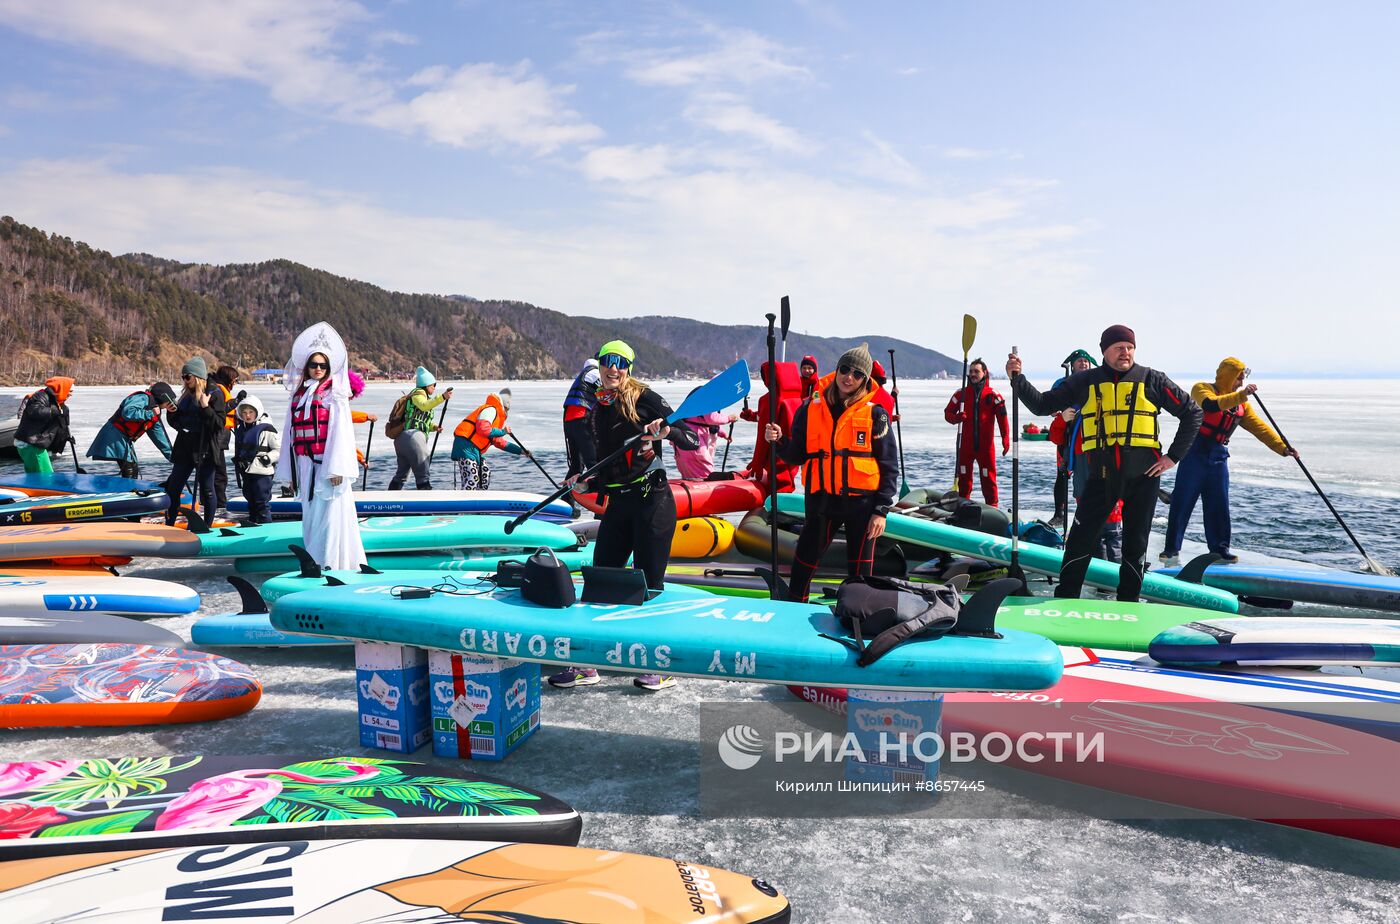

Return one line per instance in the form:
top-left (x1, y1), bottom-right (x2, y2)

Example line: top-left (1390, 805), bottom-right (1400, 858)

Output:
top-left (1215, 357), bottom-right (1247, 393)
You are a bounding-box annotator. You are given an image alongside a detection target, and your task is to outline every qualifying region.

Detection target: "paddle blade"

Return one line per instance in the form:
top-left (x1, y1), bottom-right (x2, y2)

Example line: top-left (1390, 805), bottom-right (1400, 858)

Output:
top-left (669, 359), bottom-right (751, 423)
top-left (961, 313), bottom-right (977, 355)
top-left (780, 296), bottom-right (791, 338)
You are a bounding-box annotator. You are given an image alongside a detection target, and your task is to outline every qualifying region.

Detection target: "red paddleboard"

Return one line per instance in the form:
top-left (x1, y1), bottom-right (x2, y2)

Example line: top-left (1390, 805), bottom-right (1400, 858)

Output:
top-left (576, 477), bottom-right (766, 518)
top-left (789, 655), bottom-right (1400, 848)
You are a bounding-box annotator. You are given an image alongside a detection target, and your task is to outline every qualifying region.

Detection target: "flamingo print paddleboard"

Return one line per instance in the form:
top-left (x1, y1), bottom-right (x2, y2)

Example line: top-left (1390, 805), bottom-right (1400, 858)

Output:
top-left (0, 756), bottom-right (582, 859)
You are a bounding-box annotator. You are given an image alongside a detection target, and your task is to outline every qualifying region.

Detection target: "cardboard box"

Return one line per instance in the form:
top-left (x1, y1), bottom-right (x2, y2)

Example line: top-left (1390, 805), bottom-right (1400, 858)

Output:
top-left (429, 651), bottom-right (541, 761)
top-left (355, 641), bottom-right (430, 753)
top-left (844, 689), bottom-right (944, 787)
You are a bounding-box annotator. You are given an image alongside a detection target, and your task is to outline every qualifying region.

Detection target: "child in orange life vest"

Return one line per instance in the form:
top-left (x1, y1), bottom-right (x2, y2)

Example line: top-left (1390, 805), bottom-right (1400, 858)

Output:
top-left (450, 388), bottom-right (528, 490)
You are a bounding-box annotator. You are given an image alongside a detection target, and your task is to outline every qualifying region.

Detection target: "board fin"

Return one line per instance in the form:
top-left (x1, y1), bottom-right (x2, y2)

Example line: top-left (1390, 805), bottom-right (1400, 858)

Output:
top-left (359, 563), bottom-right (382, 574)
top-left (1176, 553), bottom-right (1221, 584)
top-left (183, 506), bottom-right (211, 534)
top-left (290, 544), bottom-right (322, 579)
top-left (954, 575), bottom-right (1014, 638)
top-left (226, 575), bottom-right (269, 615)
top-left (325, 576), bottom-right (347, 586)
top-left (755, 567), bottom-right (791, 600)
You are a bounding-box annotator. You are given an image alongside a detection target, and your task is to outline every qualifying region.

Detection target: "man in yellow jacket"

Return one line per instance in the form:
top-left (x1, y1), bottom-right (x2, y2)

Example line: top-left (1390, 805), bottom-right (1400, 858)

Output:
top-left (1161, 357), bottom-right (1297, 564)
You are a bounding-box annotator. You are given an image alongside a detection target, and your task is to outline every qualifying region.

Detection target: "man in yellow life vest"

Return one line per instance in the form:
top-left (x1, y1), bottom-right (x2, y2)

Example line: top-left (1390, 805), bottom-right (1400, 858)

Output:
top-left (449, 388), bottom-right (528, 490)
top-left (1006, 325), bottom-right (1202, 602)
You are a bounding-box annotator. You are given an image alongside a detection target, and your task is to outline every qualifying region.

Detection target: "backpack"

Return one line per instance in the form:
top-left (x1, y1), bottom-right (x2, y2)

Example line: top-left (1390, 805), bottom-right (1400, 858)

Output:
top-left (828, 574), bottom-right (970, 666)
top-left (384, 393), bottom-right (410, 439)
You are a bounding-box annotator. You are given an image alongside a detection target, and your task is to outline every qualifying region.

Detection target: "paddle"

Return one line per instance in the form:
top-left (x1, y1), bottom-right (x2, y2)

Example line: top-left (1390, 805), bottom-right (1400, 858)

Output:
top-left (779, 295), bottom-right (791, 363)
top-left (504, 359), bottom-right (751, 533)
top-left (427, 396), bottom-right (451, 465)
top-left (887, 348), bottom-right (910, 498)
top-left (953, 314), bottom-right (977, 491)
top-left (1006, 345), bottom-right (1029, 594)
top-left (721, 396), bottom-right (746, 472)
top-left (765, 311), bottom-right (782, 599)
top-left (66, 437), bottom-right (87, 474)
top-left (1252, 393), bottom-right (1394, 576)
top-left (361, 419), bottom-right (375, 490)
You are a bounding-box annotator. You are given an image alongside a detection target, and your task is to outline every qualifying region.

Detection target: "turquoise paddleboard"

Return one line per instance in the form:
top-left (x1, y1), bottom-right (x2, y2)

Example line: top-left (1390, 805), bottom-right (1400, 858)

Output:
top-left (270, 583), bottom-right (1063, 691)
top-left (235, 548), bottom-right (592, 576)
top-left (196, 515), bottom-right (578, 559)
top-left (770, 494), bottom-right (1239, 613)
top-left (1149, 617), bottom-right (1400, 667)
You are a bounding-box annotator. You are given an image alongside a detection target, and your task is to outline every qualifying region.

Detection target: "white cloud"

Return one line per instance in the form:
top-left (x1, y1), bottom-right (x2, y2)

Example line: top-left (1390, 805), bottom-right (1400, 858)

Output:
top-left (579, 145), bottom-right (678, 184)
top-left (0, 0), bottom-right (600, 155)
top-left (898, 67), bottom-right (921, 77)
top-left (622, 28), bottom-right (811, 87)
top-left (855, 131), bottom-right (923, 187)
top-left (381, 63), bottom-right (601, 153)
top-left (684, 92), bottom-right (808, 154)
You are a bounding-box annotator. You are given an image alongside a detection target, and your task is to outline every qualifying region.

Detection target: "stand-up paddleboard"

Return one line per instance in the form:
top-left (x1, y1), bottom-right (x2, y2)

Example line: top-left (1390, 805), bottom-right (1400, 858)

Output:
top-left (0, 756), bottom-right (582, 859)
top-left (228, 489), bottom-right (576, 520)
top-left (1150, 617), bottom-right (1400, 667)
top-left (0, 491), bottom-right (170, 526)
top-left (790, 650), bottom-right (1400, 849)
top-left (577, 475), bottom-right (768, 518)
top-left (0, 523), bottom-right (201, 562)
top-left (0, 839), bottom-right (792, 924)
top-left (206, 573), bottom-right (712, 647)
top-left (1156, 562), bottom-right (1400, 613)
top-left (195, 515), bottom-right (579, 559)
top-left (771, 493), bottom-right (1239, 612)
top-left (0, 576), bottom-right (199, 616)
top-left (233, 547), bottom-right (593, 576)
top-left (0, 612), bottom-right (182, 646)
top-left (672, 516), bottom-right (735, 559)
top-left (0, 644), bottom-right (261, 727)
top-left (0, 473), bottom-right (161, 498)
top-left (270, 581), bottom-right (1063, 692)
top-left (0, 565), bottom-right (115, 577)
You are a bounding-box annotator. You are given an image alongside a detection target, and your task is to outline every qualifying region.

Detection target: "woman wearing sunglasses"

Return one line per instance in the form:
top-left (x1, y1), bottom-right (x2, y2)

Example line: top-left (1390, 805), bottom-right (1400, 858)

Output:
top-left (764, 343), bottom-right (899, 602)
top-left (274, 321), bottom-right (366, 570)
top-left (163, 356), bottom-right (228, 525)
top-left (549, 339), bottom-right (699, 693)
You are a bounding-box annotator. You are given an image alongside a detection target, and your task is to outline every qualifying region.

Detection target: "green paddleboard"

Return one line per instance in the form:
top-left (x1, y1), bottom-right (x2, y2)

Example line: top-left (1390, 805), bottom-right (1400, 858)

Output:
top-left (197, 515), bottom-right (578, 559)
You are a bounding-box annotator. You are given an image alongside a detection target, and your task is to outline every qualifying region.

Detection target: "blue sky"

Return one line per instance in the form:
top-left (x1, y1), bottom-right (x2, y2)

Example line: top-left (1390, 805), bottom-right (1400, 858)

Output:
top-left (0, 1), bottom-right (1396, 377)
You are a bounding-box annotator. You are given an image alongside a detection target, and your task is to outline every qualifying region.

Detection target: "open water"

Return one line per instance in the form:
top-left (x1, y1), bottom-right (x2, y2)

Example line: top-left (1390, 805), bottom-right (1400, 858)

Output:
top-left (2, 378), bottom-right (1398, 922)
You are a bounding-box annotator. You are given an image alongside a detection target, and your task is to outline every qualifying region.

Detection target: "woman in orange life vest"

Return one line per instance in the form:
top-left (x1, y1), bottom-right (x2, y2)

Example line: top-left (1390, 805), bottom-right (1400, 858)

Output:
top-left (764, 343), bottom-right (899, 603)
top-left (345, 370), bottom-right (377, 475)
top-left (1161, 357), bottom-right (1295, 565)
top-left (450, 389), bottom-right (529, 490)
top-left (274, 322), bottom-right (366, 570)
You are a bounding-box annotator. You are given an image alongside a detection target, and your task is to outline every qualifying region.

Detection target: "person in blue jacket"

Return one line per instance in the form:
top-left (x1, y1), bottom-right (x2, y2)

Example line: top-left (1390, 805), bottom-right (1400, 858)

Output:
top-left (87, 382), bottom-right (177, 479)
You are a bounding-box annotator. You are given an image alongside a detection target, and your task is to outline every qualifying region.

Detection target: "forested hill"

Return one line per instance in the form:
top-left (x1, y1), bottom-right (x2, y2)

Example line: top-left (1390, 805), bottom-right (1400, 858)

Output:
top-left (0, 215), bottom-right (960, 384)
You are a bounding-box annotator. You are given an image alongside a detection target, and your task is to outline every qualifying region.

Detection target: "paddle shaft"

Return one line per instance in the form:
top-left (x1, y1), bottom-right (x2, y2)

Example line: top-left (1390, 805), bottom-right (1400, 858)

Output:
top-left (721, 397), bottom-right (747, 472)
top-left (1253, 393), bottom-right (1391, 573)
top-left (361, 419), bottom-right (375, 490)
top-left (887, 349), bottom-right (909, 496)
top-left (66, 437), bottom-right (86, 474)
top-left (509, 431), bottom-right (562, 490)
top-left (1008, 346), bottom-right (1028, 592)
top-left (427, 396), bottom-right (451, 464)
top-left (765, 312), bottom-right (781, 598)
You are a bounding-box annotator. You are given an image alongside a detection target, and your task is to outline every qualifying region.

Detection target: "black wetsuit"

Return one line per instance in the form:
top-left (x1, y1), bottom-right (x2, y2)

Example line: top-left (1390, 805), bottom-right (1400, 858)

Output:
top-left (587, 388), bottom-right (698, 590)
top-left (1012, 364), bottom-right (1200, 602)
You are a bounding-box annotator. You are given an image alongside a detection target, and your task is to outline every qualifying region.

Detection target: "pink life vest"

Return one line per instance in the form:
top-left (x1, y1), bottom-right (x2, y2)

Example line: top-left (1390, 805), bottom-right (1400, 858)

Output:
top-left (292, 379), bottom-right (332, 461)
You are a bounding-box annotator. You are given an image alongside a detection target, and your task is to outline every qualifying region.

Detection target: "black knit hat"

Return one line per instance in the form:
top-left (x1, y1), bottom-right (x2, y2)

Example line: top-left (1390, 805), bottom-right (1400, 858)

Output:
top-left (151, 382), bottom-right (176, 406)
top-left (1100, 324), bottom-right (1136, 352)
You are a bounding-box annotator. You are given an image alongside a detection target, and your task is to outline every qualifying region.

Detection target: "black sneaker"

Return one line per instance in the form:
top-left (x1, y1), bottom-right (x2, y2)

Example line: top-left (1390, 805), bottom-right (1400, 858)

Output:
top-left (1218, 552), bottom-right (1240, 564)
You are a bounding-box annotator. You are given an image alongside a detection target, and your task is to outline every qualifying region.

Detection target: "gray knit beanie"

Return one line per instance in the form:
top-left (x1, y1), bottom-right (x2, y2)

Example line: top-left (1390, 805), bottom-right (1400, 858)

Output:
top-left (181, 356), bottom-right (208, 381)
top-left (836, 343), bottom-right (874, 379)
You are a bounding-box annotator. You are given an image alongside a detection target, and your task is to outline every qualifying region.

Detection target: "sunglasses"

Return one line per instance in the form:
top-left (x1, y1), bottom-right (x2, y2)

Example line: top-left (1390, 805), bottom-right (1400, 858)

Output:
top-left (599, 354), bottom-right (632, 370)
top-left (307, 362), bottom-right (329, 370)
top-left (837, 364), bottom-right (866, 380)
